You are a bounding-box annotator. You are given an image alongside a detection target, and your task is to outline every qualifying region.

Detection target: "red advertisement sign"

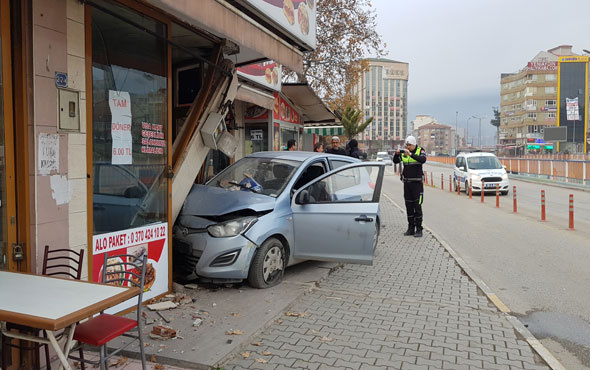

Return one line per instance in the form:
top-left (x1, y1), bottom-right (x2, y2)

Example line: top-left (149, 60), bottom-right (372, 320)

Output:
top-left (273, 93), bottom-right (300, 124)
top-left (92, 223), bottom-right (168, 313)
top-left (527, 61), bottom-right (557, 71)
top-left (237, 61), bottom-right (282, 91)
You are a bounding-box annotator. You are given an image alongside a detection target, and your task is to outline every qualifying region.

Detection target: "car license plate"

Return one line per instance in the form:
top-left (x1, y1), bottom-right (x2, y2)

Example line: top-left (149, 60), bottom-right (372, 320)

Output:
top-left (485, 183), bottom-right (496, 188)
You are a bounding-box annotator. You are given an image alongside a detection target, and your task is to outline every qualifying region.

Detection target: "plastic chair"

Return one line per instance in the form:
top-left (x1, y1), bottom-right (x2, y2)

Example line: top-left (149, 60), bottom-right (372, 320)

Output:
top-left (69, 252), bottom-right (147, 370)
top-left (1, 245), bottom-right (85, 370)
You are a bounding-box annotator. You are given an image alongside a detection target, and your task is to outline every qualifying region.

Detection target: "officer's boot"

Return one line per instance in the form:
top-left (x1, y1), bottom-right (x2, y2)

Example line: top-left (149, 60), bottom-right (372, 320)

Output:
top-left (404, 219), bottom-right (415, 236)
top-left (414, 218), bottom-right (423, 237)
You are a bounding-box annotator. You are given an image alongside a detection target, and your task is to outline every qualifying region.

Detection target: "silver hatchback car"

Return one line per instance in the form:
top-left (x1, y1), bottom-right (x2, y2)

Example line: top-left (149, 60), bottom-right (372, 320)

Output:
top-left (173, 151), bottom-right (385, 288)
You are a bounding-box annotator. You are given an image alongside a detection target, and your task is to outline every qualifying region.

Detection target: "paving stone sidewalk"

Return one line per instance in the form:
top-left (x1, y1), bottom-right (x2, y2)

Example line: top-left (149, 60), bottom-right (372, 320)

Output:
top-left (221, 200), bottom-right (550, 370)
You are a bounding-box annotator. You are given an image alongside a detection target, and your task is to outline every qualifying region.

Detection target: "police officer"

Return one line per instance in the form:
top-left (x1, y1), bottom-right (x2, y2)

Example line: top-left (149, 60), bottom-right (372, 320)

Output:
top-left (393, 135), bottom-right (427, 237)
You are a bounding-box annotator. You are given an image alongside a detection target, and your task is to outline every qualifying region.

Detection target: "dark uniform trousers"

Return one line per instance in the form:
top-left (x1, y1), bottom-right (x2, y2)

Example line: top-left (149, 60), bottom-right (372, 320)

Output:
top-left (403, 179), bottom-right (423, 229)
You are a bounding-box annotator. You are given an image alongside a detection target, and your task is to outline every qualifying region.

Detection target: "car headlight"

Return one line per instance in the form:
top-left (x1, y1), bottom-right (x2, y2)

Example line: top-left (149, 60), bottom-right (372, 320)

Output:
top-left (207, 216), bottom-right (258, 238)
top-left (502, 173), bottom-right (508, 180)
top-left (471, 174), bottom-right (481, 181)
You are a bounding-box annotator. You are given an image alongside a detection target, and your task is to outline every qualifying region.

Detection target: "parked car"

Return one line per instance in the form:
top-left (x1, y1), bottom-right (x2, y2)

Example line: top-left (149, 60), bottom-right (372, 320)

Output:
top-left (453, 152), bottom-right (509, 195)
top-left (173, 151), bottom-right (385, 288)
top-left (375, 152), bottom-right (393, 166)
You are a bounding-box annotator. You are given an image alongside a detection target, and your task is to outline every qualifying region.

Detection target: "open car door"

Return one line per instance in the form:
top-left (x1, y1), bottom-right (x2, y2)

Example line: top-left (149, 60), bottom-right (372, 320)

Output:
top-left (291, 162), bottom-right (385, 265)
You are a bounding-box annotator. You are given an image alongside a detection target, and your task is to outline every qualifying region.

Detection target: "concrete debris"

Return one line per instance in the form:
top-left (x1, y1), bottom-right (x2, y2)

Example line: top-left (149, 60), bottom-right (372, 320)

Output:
top-left (150, 325), bottom-right (177, 339)
top-left (184, 283), bottom-right (199, 290)
top-left (147, 301), bottom-right (178, 311)
top-left (157, 311), bottom-right (171, 323)
top-left (172, 282), bottom-right (186, 294)
top-left (192, 318), bottom-right (203, 327)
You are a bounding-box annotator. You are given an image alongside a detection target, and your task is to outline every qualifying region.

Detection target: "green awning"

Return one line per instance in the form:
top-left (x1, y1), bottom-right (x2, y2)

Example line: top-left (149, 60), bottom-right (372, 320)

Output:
top-left (304, 126), bottom-right (344, 136)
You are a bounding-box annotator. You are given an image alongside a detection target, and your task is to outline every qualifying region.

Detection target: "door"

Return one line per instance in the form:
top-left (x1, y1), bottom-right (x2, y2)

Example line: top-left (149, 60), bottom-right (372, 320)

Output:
top-left (291, 163), bottom-right (385, 264)
top-left (0, 0), bottom-right (16, 272)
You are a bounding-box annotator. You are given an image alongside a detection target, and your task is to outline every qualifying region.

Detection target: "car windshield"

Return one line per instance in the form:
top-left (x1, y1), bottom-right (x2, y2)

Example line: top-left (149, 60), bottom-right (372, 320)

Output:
top-left (467, 156), bottom-right (502, 170)
top-left (207, 157), bottom-right (301, 197)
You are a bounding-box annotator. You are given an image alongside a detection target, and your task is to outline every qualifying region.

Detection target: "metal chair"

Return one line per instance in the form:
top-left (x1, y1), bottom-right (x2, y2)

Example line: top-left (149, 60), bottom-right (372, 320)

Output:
top-left (69, 252), bottom-right (147, 370)
top-left (1, 245), bottom-right (85, 370)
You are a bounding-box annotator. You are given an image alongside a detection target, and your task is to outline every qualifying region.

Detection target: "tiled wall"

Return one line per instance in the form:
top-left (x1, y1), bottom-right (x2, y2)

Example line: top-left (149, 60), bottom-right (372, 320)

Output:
top-left (32, 0), bottom-right (88, 278)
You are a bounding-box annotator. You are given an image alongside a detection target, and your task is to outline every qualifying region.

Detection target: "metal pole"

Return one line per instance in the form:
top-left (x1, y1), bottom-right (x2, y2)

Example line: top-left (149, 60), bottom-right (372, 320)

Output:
top-left (455, 111), bottom-right (458, 155)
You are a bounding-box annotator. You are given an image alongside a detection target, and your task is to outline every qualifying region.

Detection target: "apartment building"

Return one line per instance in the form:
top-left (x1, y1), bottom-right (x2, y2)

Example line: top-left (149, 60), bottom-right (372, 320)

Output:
top-left (415, 123), bottom-right (452, 155)
top-left (354, 58), bottom-right (409, 150)
top-left (499, 45), bottom-right (576, 152)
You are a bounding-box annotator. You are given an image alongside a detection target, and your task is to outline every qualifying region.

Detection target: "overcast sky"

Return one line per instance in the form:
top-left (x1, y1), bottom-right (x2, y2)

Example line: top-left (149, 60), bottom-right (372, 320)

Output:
top-left (371, 0), bottom-right (590, 145)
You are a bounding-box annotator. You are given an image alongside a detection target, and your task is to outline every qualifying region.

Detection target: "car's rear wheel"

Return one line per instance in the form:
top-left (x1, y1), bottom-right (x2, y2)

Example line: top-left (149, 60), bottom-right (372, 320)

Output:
top-left (248, 237), bottom-right (285, 289)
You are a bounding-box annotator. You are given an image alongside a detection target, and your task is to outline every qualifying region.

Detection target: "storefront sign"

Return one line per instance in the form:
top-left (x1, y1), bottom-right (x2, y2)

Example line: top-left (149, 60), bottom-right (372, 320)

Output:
top-left (273, 93), bottom-right (300, 125)
top-left (54, 72), bottom-right (68, 88)
top-left (38, 133), bottom-right (59, 175)
top-left (141, 122), bottom-right (166, 155)
top-left (109, 90), bottom-right (132, 165)
top-left (251, 129), bottom-right (264, 141)
top-left (237, 61), bottom-right (282, 91)
top-left (566, 97), bottom-right (580, 121)
top-left (244, 105), bottom-right (269, 121)
top-left (526, 61), bottom-right (557, 71)
top-left (241, 0), bottom-right (316, 49)
top-left (92, 223), bottom-right (168, 313)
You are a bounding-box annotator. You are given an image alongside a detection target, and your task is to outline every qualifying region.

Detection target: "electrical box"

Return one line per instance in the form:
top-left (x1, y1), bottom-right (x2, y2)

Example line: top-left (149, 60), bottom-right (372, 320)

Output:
top-left (58, 89), bottom-right (80, 131)
top-left (216, 130), bottom-right (238, 157)
top-left (201, 112), bottom-right (226, 149)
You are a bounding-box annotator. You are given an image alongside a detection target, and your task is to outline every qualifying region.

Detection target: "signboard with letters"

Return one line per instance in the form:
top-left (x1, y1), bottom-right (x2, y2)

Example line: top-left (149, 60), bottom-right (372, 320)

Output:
top-left (273, 92), bottom-right (300, 125)
top-left (109, 90), bottom-right (132, 165)
top-left (566, 97), bottom-right (580, 121)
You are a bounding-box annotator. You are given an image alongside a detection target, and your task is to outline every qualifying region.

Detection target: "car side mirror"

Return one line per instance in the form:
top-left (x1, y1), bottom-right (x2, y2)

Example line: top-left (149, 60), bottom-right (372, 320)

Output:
top-left (296, 189), bottom-right (310, 204)
top-left (502, 165), bottom-right (506, 169)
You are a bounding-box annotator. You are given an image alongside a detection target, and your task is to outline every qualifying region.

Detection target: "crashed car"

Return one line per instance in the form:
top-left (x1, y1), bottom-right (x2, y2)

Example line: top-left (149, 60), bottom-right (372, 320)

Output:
top-left (173, 151), bottom-right (385, 288)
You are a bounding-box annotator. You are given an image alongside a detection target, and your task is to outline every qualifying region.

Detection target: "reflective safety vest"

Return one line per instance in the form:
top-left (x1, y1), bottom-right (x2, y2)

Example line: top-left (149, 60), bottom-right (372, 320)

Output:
top-left (401, 146), bottom-right (423, 165)
top-left (401, 146), bottom-right (424, 182)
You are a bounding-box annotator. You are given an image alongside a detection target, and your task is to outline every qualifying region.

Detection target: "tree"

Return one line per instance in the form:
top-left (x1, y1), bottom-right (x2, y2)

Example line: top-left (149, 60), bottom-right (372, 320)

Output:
top-left (286, 0), bottom-right (385, 110)
top-left (490, 107), bottom-right (501, 145)
top-left (341, 106), bottom-right (373, 139)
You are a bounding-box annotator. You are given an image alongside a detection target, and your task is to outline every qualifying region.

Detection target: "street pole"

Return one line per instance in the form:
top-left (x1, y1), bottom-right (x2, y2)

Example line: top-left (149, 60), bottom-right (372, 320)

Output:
top-left (455, 111), bottom-right (458, 155)
top-left (467, 117), bottom-right (472, 147)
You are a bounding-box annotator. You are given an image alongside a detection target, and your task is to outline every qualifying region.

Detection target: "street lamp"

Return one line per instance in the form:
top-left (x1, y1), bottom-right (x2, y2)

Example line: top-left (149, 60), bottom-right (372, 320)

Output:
top-left (472, 115), bottom-right (487, 149)
top-left (455, 111), bottom-right (458, 155)
top-left (467, 117), bottom-right (472, 147)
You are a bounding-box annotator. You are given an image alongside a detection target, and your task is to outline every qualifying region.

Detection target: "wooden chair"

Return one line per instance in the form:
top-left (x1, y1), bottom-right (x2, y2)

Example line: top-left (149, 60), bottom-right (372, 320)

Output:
top-left (1, 245), bottom-right (85, 370)
top-left (69, 252), bottom-right (147, 370)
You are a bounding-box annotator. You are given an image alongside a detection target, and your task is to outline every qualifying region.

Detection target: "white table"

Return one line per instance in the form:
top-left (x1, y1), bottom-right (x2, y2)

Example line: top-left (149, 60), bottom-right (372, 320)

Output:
top-left (0, 271), bottom-right (138, 370)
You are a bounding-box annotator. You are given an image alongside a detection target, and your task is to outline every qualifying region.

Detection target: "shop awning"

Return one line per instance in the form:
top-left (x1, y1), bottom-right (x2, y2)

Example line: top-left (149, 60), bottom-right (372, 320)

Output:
top-left (235, 83), bottom-right (275, 110)
top-left (281, 83), bottom-right (338, 124)
top-left (304, 126), bottom-right (344, 136)
top-left (146, 0), bottom-right (304, 73)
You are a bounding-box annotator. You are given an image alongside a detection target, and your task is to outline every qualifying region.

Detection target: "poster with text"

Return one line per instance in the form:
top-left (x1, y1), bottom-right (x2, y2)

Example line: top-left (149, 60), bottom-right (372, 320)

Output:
top-left (566, 97), bottom-right (580, 121)
top-left (109, 90), bottom-right (133, 165)
top-left (92, 223), bottom-right (168, 313)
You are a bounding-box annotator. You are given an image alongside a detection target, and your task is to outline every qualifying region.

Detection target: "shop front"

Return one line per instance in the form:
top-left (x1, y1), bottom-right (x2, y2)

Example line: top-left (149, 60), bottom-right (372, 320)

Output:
top-left (273, 92), bottom-right (302, 151)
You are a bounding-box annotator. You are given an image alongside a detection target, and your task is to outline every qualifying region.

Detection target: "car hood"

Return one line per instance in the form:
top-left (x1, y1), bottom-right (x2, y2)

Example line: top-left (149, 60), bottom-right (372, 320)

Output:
top-left (180, 184), bottom-right (276, 216)
top-left (469, 169), bottom-right (506, 177)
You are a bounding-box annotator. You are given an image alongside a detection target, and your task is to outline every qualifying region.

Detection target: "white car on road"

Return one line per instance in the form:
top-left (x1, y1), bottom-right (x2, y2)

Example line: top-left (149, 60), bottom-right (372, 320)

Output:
top-left (375, 152), bottom-right (393, 166)
top-left (453, 152), bottom-right (509, 195)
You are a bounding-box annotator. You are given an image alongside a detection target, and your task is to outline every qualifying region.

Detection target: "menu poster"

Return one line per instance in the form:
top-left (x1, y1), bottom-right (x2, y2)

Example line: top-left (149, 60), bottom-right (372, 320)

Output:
top-left (92, 223), bottom-right (168, 313)
top-left (109, 90), bottom-right (132, 165)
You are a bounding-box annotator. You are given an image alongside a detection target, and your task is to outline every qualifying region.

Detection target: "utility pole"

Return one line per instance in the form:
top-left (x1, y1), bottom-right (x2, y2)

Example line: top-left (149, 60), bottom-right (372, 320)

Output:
top-left (472, 115), bottom-right (486, 149)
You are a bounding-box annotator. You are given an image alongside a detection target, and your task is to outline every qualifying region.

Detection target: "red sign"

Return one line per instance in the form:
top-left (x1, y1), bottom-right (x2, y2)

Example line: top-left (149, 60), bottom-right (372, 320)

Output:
top-left (273, 93), bottom-right (300, 124)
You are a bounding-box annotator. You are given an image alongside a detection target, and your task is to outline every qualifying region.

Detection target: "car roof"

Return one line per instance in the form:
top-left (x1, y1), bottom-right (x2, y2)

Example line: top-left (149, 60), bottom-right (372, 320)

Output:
top-left (246, 151), bottom-right (359, 162)
top-left (458, 152), bottom-right (497, 158)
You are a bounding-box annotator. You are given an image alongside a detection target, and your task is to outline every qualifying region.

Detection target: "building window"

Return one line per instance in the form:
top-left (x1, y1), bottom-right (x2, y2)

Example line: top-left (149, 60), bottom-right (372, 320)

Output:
top-left (91, 1), bottom-right (168, 234)
top-left (527, 113), bottom-right (537, 120)
top-left (546, 74), bottom-right (556, 81)
top-left (547, 112), bottom-right (557, 119)
top-left (545, 86), bottom-right (556, 94)
top-left (545, 100), bottom-right (556, 107)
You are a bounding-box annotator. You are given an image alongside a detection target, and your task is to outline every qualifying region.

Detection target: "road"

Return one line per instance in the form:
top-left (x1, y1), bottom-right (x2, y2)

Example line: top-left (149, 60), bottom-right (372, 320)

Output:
top-left (382, 164), bottom-right (590, 370)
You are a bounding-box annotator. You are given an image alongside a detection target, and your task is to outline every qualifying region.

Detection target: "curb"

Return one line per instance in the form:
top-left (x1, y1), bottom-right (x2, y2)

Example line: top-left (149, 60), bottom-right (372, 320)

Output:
top-left (382, 193), bottom-right (566, 370)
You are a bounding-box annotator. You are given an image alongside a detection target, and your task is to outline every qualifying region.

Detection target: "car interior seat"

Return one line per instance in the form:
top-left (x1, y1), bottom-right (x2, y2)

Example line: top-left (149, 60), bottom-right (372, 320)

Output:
top-left (294, 166), bottom-right (325, 190)
top-left (263, 163), bottom-right (293, 191)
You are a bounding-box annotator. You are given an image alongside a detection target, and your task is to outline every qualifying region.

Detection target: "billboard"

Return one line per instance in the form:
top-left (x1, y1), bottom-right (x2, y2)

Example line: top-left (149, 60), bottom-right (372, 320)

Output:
top-left (240, 0), bottom-right (317, 49)
top-left (237, 61), bottom-right (282, 91)
top-left (543, 127), bottom-right (567, 142)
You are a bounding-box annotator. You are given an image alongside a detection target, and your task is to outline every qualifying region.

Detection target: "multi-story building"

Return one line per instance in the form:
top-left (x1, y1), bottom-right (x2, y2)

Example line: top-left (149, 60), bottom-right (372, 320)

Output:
top-left (415, 123), bottom-right (452, 155)
top-left (353, 58), bottom-right (409, 151)
top-left (499, 46), bottom-right (577, 153)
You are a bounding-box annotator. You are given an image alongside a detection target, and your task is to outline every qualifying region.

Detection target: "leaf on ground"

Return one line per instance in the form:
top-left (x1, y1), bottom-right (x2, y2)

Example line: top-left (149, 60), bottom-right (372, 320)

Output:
top-left (240, 351), bottom-right (250, 358)
top-left (231, 312), bottom-right (240, 317)
top-left (311, 330), bottom-right (319, 334)
top-left (319, 336), bottom-right (333, 342)
top-left (225, 329), bottom-right (243, 335)
top-left (285, 311), bottom-right (307, 317)
top-left (251, 341), bottom-right (263, 346)
top-left (150, 354), bottom-right (158, 363)
top-left (261, 351), bottom-right (272, 356)
top-left (275, 319), bottom-right (283, 324)
top-left (255, 358), bottom-right (268, 364)
top-left (154, 365), bottom-right (164, 370)
top-left (114, 357), bottom-right (127, 367)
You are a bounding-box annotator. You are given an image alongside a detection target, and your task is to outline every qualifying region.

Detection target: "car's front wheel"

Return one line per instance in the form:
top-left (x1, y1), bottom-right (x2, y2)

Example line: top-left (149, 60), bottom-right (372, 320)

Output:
top-left (453, 179), bottom-right (458, 192)
top-left (248, 237), bottom-right (285, 289)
